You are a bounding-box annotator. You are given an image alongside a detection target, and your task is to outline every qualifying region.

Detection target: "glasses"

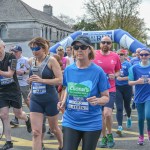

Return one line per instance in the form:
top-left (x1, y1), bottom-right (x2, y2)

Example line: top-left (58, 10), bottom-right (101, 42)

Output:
top-left (101, 41), bottom-right (112, 45)
top-left (73, 45), bottom-right (89, 50)
top-left (30, 46), bottom-right (41, 51)
top-left (118, 53), bottom-right (124, 56)
top-left (140, 53), bottom-right (150, 57)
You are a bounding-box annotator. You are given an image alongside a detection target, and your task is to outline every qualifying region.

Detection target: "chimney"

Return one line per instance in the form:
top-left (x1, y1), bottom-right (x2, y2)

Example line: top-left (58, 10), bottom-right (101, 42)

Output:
top-left (43, 5), bottom-right (53, 16)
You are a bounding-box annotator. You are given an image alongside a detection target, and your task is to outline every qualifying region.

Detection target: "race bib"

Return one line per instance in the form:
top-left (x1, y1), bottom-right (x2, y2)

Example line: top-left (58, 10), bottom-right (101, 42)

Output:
top-left (32, 82), bottom-right (46, 95)
top-left (141, 75), bottom-right (149, 84)
top-left (0, 77), bottom-right (14, 85)
top-left (67, 96), bottom-right (89, 112)
top-left (17, 75), bottom-right (23, 80)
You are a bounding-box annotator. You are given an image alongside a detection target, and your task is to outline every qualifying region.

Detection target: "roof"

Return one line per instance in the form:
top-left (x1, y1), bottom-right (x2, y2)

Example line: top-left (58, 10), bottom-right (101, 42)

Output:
top-left (0, 0), bottom-right (73, 31)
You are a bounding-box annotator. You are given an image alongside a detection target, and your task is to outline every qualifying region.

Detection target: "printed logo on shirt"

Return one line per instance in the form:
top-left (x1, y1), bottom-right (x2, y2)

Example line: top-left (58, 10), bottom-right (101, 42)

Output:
top-left (111, 59), bottom-right (116, 64)
top-left (20, 63), bottom-right (25, 68)
top-left (122, 66), bottom-right (127, 69)
top-left (68, 82), bottom-right (90, 97)
top-left (97, 60), bottom-right (103, 64)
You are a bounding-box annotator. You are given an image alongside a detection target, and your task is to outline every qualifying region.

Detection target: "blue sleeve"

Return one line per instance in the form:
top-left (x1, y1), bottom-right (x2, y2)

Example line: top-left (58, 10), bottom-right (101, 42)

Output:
top-left (128, 66), bottom-right (134, 81)
top-left (63, 69), bottom-right (67, 86)
top-left (127, 62), bottom-right (132, 68)
top-left (98, 69), bottom-right (110, 92)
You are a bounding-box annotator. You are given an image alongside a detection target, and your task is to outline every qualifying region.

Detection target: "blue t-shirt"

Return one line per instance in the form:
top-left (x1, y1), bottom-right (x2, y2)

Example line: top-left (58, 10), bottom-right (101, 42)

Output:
top-left (130, 57), bottom-right (140, 65)
top-left (62, 62), bottom-right (110, 131)
top-left (128, 64), bottom-right (150, 103)
top-left (116, 61), bottom-right (131, 86)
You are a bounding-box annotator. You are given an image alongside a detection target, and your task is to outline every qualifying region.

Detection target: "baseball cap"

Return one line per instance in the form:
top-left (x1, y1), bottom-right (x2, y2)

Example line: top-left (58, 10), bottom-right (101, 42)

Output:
top-left (71, 35), bottom-right (91, 46)
top-left (11, 45), bottom-right (22, 52)
top-left (117, 49), bottom-right (127, 54)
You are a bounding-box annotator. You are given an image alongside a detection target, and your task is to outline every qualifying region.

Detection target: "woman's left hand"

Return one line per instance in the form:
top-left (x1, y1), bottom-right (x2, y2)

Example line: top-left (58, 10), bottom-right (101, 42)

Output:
top-left (86, 96), bottom-right (98, 106)
top-left (116, 76), bottom-right (123, 81)
top-left (29, 75), bottom-right (43, 83)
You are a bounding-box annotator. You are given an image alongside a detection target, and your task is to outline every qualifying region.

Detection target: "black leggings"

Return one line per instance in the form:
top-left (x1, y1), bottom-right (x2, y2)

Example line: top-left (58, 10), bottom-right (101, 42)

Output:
top-left (115, 85), bottom-right (132, 126)
top-left (62, 127), bottom-right (101, 150)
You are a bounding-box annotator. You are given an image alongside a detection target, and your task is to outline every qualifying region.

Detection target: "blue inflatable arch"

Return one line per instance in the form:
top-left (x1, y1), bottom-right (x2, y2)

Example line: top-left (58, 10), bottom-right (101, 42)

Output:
top-left (50, 29), bottom-right (146, 53)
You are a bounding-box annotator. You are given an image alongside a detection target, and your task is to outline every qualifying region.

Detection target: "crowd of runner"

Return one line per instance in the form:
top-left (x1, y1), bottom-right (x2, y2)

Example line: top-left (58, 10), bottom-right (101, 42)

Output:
top-left (0, 34), bottom-right (150, 150)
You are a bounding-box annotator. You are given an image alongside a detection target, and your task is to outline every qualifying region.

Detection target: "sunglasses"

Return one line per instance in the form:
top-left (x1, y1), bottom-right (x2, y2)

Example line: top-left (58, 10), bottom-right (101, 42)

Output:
top-left (139, 53), bottom-right (150, 57)
top-left (57, 49), bottom-right (64, 51)
top-left (101, 41), bottom-right (112, 45)
top-left (73, 45), bottom-right (89, 50)
top-left (30, 46), bottom-right (41, 51)
top-left (118, 53), bottom-right (124, 56)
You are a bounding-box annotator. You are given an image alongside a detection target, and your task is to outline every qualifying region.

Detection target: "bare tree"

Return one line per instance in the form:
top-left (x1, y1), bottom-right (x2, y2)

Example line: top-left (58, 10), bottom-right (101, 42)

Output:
top-left (57, 14), bottom-right (76, 28)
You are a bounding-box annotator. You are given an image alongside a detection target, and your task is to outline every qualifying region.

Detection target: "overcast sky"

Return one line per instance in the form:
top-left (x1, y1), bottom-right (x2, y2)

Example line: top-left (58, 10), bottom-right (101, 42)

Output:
top-left (22, 0), bottom-right (150, 28)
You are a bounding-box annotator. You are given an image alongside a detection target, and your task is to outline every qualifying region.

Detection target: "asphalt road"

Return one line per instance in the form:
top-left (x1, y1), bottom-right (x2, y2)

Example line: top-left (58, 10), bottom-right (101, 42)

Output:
top-left (0, 104), bottom-right (150, 150)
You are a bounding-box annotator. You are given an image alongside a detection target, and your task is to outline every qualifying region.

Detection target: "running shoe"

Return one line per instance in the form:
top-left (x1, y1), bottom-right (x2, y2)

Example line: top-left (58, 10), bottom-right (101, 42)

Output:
top-left (126, 117), bottom-right (132, 128)
top-left (0, 141), bottom-right (13, 150)
top-left (98, 136), bottom-right (107, 148)
top-left (47, 128), bottom-right (55, 137)
top-left (25, 115), bottom-right (32, 133)
top-left (116, 126), bottom-right (123, 136)
top-left (10, 117), bottom-right (19, 126)
top-left (107, 133), bottom-right (115, 148)
top-left (42, 143), bottom-right (45, 150)
top-left (137, 135), bottom-right (144, 145)
top-left (123, 113), bottom-right (127, 116)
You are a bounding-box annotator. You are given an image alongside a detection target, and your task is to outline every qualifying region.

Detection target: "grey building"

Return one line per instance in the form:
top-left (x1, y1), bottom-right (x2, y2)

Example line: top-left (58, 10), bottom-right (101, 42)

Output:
top-left (0, 0), bottom-right (73, 57)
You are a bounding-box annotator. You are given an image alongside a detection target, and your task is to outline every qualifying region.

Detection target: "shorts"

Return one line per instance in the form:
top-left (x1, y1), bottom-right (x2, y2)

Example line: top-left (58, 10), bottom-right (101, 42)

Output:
top-left (103, 92), bottom-right (116, 109)
top-left (20, 85), bottom-right (30, 101)
top-left (0, 100), bottom-right (22, 109)
top-left (30, 99), bottom-right (59, 116)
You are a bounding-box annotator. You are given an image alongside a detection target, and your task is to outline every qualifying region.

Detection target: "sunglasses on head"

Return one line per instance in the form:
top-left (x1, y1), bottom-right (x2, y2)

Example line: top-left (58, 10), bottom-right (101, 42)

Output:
top-left (57, 49), bottom-right (63, 51)
top-left (101, 41), bottom-right (111, 45)
top-left (73, 45), bottom-right (89, 50)
top-left (118, 53), bottom-right (124, 56)
top-left (140, 53), bottom-right (150, 57)
top-left (30, 46), bottom-right (41, 51)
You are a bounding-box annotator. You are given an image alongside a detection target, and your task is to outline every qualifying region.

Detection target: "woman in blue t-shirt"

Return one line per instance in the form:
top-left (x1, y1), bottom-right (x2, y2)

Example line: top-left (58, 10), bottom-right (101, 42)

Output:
top-left (115, 49), bottom-right (132, 136)
top-left (58, 35), bottom-right (110, 150)
top-left (128, 47), bottom-right (150, 146)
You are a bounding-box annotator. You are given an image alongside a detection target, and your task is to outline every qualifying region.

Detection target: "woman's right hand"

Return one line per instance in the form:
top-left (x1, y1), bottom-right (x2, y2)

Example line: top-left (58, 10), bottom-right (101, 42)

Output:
top-left (57, 101), bottom-right (65, 113)
top-left (27, 77), bottom-right (32, 84)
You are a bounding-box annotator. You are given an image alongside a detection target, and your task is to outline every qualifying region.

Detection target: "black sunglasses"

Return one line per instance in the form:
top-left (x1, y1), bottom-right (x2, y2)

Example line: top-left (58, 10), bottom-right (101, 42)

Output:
top-left (101, 41), bottom-right (112, 45)
top-left (140, 53), bottom-right (150, 57)
top-left (118, 53), bottom-right (124, 56)
top-left (73, 45), bottom-right (89, 50)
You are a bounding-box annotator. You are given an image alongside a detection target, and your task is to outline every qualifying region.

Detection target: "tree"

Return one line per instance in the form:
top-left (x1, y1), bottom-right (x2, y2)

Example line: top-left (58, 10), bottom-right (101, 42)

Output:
top-left (73, 19), bottom-right (99, 31)
top-left (57, 14), bottom-right (76, 28)
top-left (73, 0), bottom-right (148, 43)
